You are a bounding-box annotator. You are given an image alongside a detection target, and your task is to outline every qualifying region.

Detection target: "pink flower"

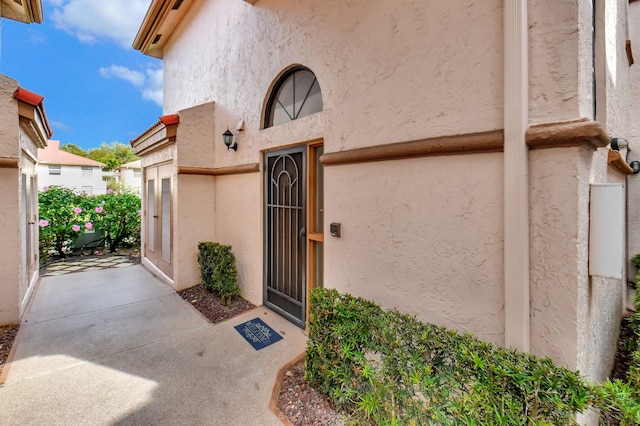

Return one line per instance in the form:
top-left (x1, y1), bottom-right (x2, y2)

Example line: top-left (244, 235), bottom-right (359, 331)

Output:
top-left (137, 210), bottom-right (142, 216)
top-left (38, 219), bottom-right (49, 227)
top-left (85, 222), bottom-right (93, 230)
top-left (72, 225), bottom-right (81, 232)
top-left (107, 189), bottom-right (113, 194)
top-left (113, 192), bottom-right (118, 196)
top-left (95, 207), bottom-right (103, 213)
top-left (73, 207), bottom-right (82, 214)
top-left (43, 187), bottom-right (49, 192)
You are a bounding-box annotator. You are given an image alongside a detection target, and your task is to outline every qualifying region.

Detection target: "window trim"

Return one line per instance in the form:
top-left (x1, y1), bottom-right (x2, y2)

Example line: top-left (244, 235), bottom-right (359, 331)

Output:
top-left (264, 66), bottom-right (323, 129)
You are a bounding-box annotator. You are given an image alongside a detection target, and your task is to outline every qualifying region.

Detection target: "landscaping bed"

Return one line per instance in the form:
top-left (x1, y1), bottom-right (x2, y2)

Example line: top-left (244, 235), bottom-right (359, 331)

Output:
top-left (0, 323), bottom-right (19, 378)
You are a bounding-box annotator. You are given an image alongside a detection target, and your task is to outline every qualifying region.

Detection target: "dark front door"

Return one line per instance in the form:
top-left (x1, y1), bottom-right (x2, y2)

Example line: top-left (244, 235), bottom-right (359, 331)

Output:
top-left (264, 146), bottom-right (307, 328)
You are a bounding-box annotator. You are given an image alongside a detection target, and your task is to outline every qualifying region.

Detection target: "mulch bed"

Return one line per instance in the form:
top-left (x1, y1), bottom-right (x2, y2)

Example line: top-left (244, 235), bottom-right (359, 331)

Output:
top-left (276, 359), bottom-right (343, 426)
top-left (176, 285), bottom-right (255, 324)
top-left (0, 323), bottom-right (19, 377)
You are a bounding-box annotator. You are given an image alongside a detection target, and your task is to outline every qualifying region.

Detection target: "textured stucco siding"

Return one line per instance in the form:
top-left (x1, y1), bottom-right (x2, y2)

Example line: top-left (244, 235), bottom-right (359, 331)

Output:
top-left (324, 153), bottom-right (505, 344)
top-left (213, 173), bottom-right (262, 306)
top-left (528, 146), bottom-right (590, 370)
top-left (175, 174), bottom-right (216, 290)
top-left (0, 74), bottom-right (19, 159)
top-left (163, 0), bottom-right (504, 159)
top-left (0, 169), bottom-right (20, 323)
top-left (0, 74), bottom-right (24, 323)
top-left (626, 2), bottom-right (640, 281)
top-left (528, 0), bottom-right (592, 124)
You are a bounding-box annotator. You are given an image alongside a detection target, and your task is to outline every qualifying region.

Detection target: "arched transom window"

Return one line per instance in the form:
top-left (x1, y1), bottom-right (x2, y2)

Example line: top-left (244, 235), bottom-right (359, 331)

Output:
top-left (265, 67), bottom-right (323, 128)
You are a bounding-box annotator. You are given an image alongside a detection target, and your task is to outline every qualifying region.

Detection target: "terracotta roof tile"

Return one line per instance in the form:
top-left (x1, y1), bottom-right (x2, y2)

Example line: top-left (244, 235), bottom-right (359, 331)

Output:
top-left (38, 141), bottom-right (106, 167)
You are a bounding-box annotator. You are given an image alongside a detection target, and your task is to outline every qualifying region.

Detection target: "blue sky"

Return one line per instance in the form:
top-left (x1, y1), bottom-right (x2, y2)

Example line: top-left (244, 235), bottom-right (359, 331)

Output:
top-left (1, 0), bottom-right (162, 151)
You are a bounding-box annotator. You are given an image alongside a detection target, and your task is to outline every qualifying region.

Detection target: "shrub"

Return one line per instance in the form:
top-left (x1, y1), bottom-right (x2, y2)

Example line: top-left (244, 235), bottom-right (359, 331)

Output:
top-left (595, 279), bottom-right (640, 425)
top-left (197, 242), bottom-right (240, 306)
top-left (38, 186), bottom-right (82, 259)
top-left (94, 190), bottom-right (141, 252)
top-left (38, 186), bottom-right (141, 260)
top-left (305, 288), bottom-right (595, 425)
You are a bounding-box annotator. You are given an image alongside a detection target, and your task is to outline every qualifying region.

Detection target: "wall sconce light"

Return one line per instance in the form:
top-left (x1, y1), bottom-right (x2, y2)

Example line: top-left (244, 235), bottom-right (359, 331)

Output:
top-left (223, 129), bottom-right (237, 151)
top-left (611, 138), bottom-right (629, 151)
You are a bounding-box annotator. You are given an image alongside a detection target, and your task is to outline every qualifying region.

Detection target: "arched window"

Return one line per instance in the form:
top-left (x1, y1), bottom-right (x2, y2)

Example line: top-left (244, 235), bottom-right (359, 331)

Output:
top-left (265, 67), bottom-right (323, 128)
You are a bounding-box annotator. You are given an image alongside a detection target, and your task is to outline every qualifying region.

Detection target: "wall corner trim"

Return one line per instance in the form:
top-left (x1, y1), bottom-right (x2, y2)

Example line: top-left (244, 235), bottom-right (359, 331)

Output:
top-left (177, 163), bottom-right (260, 176)
top-left (526, 118), bottom-right (610, 150)
top-left (607, 150), bottom-right (634, 175)
top-left (0, 157), bottom-right (19, 168)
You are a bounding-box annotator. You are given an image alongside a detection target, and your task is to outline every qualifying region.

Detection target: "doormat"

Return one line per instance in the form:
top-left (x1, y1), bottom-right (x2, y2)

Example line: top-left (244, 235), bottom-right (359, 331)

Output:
top-left (234, 317), bottom-right (283, 350)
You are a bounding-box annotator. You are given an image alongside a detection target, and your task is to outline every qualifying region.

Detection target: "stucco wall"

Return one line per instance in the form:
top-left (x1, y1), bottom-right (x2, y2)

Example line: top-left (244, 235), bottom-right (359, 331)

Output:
top-left (175, 174), bottom-right (216, 290)
top-left (627, 2), bottom-right (640, 281)
top-left (213, 173), bottom-right (262, 306)
top-left (528, 0), bottom-right (594, 123)
top-left (528, 146), bottom-right (590, 370)
top-left (324, 153), bottom-right (505, 344)
top-left (0, 74), bottom-right (19, 159)
top-left (0, 74), bottom-right (23, 323)
top-left (0, 169), bottom-right (20, 323)
top-left (163, 0), bottom-right (504, 159)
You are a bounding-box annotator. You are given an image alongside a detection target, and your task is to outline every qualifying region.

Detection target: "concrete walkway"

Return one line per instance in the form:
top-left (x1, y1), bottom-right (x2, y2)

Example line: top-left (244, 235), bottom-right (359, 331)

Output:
top-left (0, 264), bottom-right (306, 425)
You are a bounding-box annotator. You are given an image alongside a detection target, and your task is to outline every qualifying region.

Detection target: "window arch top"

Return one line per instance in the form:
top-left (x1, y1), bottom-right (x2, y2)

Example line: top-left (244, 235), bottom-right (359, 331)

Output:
top-left (265, 67), bottom-right (323, 128)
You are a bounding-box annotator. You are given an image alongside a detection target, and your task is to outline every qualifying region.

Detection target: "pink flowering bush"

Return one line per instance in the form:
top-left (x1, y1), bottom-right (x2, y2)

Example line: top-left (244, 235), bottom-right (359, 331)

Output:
top-left (38, 186), bottom-right (141, 261)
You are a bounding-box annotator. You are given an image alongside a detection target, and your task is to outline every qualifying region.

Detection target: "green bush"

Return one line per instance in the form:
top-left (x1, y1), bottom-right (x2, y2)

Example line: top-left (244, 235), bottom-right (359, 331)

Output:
top-left (305, 288), bottom-right (595, 425)
top-left (197, 242), bottom-right (240, 306)
top-left (595, 279), bottom-right (640, 425)
top-left (38, 186), bottom-right (141, 261)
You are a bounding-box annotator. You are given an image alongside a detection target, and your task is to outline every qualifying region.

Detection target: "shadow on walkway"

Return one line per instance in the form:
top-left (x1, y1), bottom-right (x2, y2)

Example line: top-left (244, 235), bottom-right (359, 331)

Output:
top-left (0, 264), bottom-right (306, 425)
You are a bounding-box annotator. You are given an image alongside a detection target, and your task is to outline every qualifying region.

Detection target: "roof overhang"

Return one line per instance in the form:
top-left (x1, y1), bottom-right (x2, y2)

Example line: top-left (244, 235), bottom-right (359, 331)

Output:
top-left (1, 0), bottom-right (43, 24)
top-left (131, 114), bottom-right (179, 156)
top-left (14, 87), bottom-right (52, 148)
top-left (133, 0), bottom-right (196, 58)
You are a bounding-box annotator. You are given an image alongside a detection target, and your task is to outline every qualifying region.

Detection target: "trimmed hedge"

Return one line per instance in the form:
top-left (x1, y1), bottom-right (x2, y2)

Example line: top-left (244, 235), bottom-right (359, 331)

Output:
top-left (305, 288), bottom-right (594, 425)
top-left (197, 242), bottom-right (240, 306)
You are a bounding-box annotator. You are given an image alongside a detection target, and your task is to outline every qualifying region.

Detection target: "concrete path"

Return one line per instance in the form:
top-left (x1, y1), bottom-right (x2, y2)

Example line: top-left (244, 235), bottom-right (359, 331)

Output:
top-left (0, 265), bottom-right (306, 425)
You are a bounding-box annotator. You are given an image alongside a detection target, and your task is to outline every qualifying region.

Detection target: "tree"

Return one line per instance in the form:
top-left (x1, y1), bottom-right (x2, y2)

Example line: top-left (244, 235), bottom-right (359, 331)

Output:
top-left (88, 142), bottom-right (138, 171)
top-left (59, 143), bottom-right (88, 157)
top-left (60, 141), bottom-right (139, 171)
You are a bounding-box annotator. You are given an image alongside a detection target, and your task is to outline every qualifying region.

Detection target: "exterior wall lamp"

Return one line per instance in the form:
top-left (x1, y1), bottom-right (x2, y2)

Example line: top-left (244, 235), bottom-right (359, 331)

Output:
top-left (611, 138), bottom-right (628, 151)
top-left (223, 129), bottom-right (237, 151)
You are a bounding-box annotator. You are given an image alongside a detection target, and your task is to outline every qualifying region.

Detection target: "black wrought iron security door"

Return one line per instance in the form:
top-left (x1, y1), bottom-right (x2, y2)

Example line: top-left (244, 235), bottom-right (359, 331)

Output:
top-left (264, 147), bottom-right (306, 328)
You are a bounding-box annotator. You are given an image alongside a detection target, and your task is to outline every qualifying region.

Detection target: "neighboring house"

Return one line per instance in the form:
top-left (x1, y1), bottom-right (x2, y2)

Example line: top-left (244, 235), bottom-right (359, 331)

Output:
top-left (38, 140), bottom-right (107, 194)
top-left (115, 159), bottom-right (142, 194)
top-left (0, 0), bottom-right (49, 324)
top-left (132, 0), bottom-right (637, 400)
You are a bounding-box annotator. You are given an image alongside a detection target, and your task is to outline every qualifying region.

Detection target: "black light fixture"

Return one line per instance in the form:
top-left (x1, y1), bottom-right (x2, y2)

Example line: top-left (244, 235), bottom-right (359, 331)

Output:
top-left (223, 128), bottom-right (237, 151)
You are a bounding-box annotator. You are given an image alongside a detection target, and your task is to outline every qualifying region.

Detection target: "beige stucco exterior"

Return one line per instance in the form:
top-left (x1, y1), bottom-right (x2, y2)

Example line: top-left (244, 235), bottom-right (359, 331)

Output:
top-left (133, 0), bottom-right (638, 394)
top-left (0, 74), bottom-right (49, 324)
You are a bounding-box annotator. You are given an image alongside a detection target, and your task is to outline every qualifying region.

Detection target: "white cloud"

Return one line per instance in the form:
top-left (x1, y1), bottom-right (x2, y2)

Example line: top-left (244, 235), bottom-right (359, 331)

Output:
top-left (100, 64), bottom-right (163, 107)
top-left (49, 119), bottom-right (71, 132)
top-left (46, 0), bottom-right (151, 48)
top-left (99, 65), bottom-right (145, 86)
top-left (141, 67), bottom-right (163, 106)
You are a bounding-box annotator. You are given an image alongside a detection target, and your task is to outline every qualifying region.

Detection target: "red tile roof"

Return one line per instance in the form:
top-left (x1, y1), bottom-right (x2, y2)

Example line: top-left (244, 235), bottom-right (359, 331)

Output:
top-left (38, 141), bottom-right (105, 167)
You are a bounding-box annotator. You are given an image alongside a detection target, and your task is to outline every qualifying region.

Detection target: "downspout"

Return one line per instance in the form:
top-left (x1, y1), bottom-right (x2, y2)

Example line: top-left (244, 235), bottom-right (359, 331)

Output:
top-left (504, 0), bottom-right (530, 351)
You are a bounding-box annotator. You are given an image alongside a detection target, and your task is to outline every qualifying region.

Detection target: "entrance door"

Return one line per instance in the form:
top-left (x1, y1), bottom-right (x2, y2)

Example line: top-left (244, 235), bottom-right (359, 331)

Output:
top-left (264, 147), bottom-right (307, 327)
top-left (145, 164), bottom-right (172, 277)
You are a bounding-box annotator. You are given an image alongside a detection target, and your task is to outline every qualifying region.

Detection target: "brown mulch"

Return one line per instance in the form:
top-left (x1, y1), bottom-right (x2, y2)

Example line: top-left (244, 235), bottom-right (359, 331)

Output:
top-left (176, 285), bottom-right (256, 324)
top-left (0, 323), bottom-right (19, 377)
top-left (276, 359), bottom-right (344, 426)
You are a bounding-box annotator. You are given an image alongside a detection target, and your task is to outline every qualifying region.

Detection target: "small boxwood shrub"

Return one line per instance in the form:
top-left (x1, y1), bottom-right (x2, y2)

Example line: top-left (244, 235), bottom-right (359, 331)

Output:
top-left (305, 288), bottom-right (595, 425)
top-left (197, 242), bottom-right (240, 306)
